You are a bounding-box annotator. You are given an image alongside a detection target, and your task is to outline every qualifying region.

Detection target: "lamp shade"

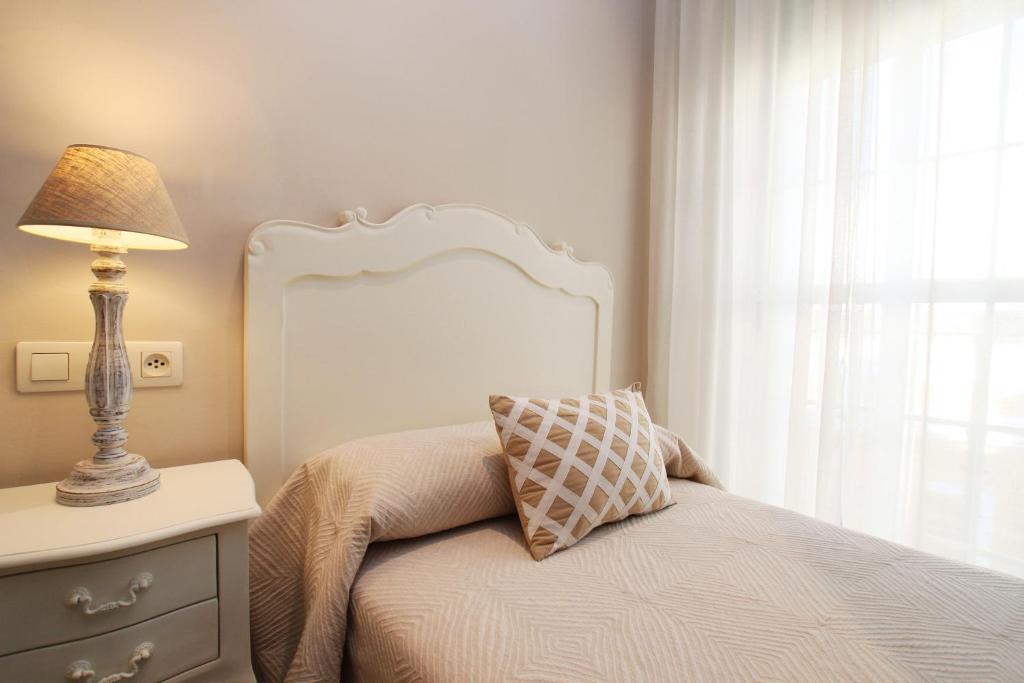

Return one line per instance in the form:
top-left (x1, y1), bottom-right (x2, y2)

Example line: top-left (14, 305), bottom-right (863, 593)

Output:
top-left (17, 144), bottom-right (189, 250)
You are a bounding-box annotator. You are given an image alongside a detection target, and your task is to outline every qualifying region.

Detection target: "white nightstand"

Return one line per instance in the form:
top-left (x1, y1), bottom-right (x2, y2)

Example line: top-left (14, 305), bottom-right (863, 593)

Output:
top-left (0, 460), bottom-right (261, 682)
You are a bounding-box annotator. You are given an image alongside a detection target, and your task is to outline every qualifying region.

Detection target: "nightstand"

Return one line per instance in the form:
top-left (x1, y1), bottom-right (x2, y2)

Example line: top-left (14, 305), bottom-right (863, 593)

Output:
top-left (0, 460), bottom-right (261, 682)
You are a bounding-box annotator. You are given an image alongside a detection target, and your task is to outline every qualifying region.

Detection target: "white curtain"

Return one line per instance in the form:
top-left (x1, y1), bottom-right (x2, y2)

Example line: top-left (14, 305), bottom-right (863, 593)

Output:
top-left (649, 0), bottom-right (1024, 577)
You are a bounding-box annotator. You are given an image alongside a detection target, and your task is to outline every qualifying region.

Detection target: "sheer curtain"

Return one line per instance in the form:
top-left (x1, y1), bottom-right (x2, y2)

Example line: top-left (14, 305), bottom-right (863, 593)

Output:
top-left (648, 0), bottom-right (1024, 577)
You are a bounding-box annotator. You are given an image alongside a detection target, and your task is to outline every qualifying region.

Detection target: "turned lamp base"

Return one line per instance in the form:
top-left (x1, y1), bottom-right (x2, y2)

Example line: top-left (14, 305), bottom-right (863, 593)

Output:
top-left (56, 454), bottom-right (161, 507)
top-left (53, 246), bottom-right (163, 508)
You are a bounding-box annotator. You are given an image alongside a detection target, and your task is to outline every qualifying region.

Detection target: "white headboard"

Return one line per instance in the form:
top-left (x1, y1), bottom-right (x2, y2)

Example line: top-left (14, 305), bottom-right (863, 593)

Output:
top-left (244, 203), bottom-right (614, 504)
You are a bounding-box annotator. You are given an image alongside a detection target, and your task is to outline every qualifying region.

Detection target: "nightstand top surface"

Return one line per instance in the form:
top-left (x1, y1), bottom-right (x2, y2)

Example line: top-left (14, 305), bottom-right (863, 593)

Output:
top-left (0, 459), bottom-right (261, 570)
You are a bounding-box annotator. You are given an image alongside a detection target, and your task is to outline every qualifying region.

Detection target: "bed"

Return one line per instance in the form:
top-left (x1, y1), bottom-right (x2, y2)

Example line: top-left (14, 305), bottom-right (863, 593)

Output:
top-left (244, 204), bottom-right (1024, 682)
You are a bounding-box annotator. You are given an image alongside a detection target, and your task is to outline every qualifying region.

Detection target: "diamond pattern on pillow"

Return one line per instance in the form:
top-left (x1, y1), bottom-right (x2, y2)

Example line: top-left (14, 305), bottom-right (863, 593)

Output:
top-left (489, 385), bottom-right (674, 560)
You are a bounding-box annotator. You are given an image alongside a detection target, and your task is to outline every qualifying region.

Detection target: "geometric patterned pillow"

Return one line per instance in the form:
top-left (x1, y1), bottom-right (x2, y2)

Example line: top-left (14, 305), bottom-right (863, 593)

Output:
top-left (489, 383), bottom-right (674, 560)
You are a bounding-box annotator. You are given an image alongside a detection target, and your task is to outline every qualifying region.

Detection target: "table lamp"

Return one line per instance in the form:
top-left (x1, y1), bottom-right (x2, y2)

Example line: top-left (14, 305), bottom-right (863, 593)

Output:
top-left (17, 144), bottom-right (189, 506)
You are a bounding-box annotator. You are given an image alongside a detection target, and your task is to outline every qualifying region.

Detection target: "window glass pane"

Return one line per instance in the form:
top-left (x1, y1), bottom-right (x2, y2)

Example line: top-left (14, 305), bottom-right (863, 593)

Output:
top-left (912, 162), bottom-right (936, 280)
top-left (988, 304), bottom-right (1024, 429)
top-left (806, 304), bottom-right (827, 404)
top-left (813, 184), bottom-right (835, 286)
top-left (918, 44), bottom-right (942, 159)
top-left (908, 303), bottom-right (930, 416)
top-left (979, 431), bottom-right (1024, 575)
top-left (919, 304), bottom-right (984, 421)
top-left (917, 423), bottom-right (971, 559)
top-left (933, 152), bottom-right (996, 279)
top-left (996, 146), bottom-right (1024, 277)
top-left (877, 59), bottom-right (893, 173)
top-left (940, 26), bottom-right (1003, 155)
top-left (1006, 19), bottom-right (1024, 144)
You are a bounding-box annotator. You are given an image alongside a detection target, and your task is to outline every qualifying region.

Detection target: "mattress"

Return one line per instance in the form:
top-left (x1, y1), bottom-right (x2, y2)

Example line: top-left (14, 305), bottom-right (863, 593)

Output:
top-left (346, 479), bottom-right (1024, 682)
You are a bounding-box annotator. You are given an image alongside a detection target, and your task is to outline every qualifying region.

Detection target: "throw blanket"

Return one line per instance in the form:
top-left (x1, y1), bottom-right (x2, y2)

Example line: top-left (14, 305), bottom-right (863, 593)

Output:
top-left (249, 421), bottom-right (718, 682)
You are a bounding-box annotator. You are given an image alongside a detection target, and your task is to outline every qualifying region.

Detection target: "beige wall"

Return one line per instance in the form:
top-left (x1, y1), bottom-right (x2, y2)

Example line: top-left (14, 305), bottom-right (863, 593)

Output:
top-left (0, 0), bottom-right (654, 488)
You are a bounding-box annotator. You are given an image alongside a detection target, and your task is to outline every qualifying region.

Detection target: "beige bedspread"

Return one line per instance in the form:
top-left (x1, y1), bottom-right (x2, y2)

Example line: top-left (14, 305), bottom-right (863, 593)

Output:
top-left (249, 421), bottom-right (717, 682)
top-left (250, 422), bottom-right (1024, 682)
top-left (349, 479), bottom-right (1024, 681)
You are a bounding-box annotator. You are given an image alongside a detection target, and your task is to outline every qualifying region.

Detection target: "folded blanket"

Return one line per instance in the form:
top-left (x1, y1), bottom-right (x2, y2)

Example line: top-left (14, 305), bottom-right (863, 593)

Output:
top-left (249, 421), bottom-right (719, 683)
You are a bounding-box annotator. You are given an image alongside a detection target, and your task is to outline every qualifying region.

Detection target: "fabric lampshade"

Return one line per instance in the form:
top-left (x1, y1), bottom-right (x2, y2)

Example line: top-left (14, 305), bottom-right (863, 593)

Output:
top-left (17, 144), bottom-right (189, 250)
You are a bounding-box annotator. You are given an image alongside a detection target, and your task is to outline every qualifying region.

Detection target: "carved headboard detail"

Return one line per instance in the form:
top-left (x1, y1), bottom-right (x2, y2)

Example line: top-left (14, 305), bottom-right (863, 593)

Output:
top-left (244, 203), bottom-right (613, 504)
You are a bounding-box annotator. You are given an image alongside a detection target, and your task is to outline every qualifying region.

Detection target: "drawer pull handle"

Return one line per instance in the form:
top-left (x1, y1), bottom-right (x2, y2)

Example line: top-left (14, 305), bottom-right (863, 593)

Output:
top-left (65, 641), bottom-right (154, 683)
top-left (66, 572), bottom-right (154, 615)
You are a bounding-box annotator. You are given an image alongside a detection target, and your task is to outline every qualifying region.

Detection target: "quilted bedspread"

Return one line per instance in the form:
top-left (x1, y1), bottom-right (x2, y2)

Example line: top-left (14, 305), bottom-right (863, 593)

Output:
top-left (250, 422), bottom-right (1024, 682)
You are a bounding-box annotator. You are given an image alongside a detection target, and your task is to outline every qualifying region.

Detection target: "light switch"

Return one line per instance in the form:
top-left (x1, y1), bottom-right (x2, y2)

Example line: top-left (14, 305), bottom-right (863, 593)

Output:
top-left (30, 353), bottom-right (70, 381)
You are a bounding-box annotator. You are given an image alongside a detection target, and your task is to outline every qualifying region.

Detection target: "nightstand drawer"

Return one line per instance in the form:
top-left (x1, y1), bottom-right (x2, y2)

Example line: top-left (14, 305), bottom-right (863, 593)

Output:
top-left (0, 597), bottom-right (219, 682)
top-left (0, 535), bottom-right (217, 655)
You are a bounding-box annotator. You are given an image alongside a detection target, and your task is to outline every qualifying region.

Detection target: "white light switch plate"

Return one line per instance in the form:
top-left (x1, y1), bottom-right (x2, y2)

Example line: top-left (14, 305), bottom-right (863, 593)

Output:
top-left (16, 341), bottom-right (184, 393)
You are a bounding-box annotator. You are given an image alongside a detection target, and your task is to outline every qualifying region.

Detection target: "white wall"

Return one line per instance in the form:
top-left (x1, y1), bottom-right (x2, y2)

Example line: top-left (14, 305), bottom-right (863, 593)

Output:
top-left (0, 0), bottom-right (654, 487)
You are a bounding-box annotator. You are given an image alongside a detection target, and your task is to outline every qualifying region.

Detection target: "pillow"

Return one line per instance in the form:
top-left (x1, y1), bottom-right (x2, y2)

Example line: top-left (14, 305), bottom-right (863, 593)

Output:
top-left (489, 384), bottom-right (674, 560)
top-left (250, 421), bottom-right (516, 682)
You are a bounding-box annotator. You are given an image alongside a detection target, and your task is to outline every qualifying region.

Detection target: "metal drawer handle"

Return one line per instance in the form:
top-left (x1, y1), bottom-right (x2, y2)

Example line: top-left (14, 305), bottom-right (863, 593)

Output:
top-left (66, 572), bottom-right (154, 615)
top-left (65, 641), bottom-right (154, 682)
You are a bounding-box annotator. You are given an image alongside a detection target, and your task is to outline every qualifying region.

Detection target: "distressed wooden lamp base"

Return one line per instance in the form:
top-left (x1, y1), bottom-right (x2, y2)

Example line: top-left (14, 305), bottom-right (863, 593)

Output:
top-left (56, 454), bottom-right (160, 507)
top-left (54, 247), bottom-right (162, 507)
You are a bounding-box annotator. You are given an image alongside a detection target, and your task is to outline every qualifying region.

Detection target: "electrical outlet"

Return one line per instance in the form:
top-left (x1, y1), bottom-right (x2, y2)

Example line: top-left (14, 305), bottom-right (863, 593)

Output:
top-left (142, 352), bottom-right (173, 378)
top-left (131, 341), bottom-right (184, 387)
